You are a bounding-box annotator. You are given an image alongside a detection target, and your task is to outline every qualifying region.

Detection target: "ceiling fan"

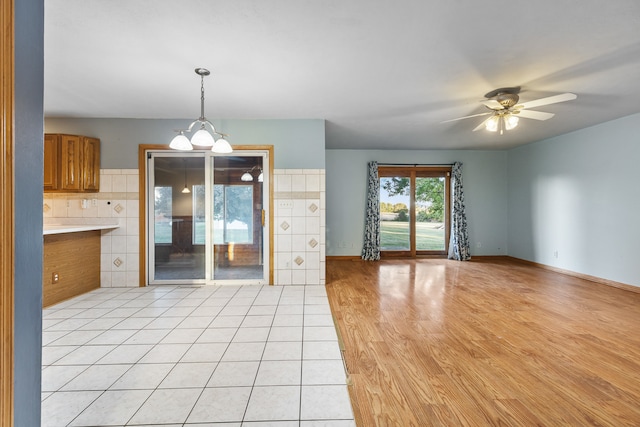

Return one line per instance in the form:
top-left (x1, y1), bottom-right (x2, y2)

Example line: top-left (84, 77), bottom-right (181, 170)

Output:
top-left (443, 87), bottom-right (577, 135)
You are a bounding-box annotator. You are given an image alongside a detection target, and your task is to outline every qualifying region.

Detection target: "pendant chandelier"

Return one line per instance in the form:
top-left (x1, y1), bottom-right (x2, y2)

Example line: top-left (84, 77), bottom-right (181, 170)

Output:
top-left (169, 68), bottom-right (233, 153)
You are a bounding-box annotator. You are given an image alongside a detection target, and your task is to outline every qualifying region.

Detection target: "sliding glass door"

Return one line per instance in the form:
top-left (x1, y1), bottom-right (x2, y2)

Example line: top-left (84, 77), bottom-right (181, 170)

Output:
top-left (151, 155), bottom-right (205, 281)
top-left (379, 166), bottom-right (451, 257)
top-left (147, 151), bottom-right (269, 285)
top-left (211, 156), bottom-right (265, 281)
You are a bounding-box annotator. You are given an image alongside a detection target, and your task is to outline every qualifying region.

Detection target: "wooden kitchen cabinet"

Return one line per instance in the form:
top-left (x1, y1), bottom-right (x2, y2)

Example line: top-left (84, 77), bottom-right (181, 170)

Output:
top-left (44, 134), bottom-right (100, 192)
top-left (43, 230), bottom-right (101, 307)
top-left (82, 137), bottom-right (100, 191)
top-left (43, 134), bottom-right (59, 191)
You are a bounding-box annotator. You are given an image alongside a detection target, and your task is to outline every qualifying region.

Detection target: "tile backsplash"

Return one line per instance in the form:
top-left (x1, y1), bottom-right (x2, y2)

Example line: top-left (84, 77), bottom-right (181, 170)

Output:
top-left (44, 169), bottom-right (140, 288)
top-left (44, 168), bottom-right (325, 287)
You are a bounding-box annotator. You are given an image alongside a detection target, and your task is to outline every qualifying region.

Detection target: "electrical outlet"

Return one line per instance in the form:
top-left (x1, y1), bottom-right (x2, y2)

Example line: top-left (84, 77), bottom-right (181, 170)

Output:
top-left (553, 250), bottom-right (559, 259)
top-left (476, 241), bottom-right (482, 248)
top-left (51, 272), bottom-right (59, 284)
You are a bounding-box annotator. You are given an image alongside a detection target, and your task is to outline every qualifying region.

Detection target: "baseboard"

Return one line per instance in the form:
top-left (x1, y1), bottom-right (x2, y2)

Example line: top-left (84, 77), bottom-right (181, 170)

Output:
top-left (507, 256), bottom-right (640, 294)
top-left (326, 255), bottom-right (362, 261)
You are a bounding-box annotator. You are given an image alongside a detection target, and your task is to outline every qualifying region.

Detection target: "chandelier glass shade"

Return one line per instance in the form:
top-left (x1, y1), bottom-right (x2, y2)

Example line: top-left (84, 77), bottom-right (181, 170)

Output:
top-left (169, 68), bottom-right (233, 153)
top-left (169, 131), bottom-right (193, 151)
top-left (191, 127), bottom-right (215, 147)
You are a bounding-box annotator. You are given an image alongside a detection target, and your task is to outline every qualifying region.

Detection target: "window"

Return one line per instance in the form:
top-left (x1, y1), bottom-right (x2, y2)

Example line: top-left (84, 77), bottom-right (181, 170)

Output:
top-left (154, 186), bottom-right (172, 244)
top-left (379, 166), bottom-right (451, 256)
top-left (213, 184), bottom-right (254, 244)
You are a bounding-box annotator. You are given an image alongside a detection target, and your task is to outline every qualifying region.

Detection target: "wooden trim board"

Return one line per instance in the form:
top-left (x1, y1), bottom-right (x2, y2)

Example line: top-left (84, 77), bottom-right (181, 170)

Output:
top-left (0, 0), bottom-right (14, 423)
top-left (505, 256), bottom-right (639, 294)
top-left (0, 0), bottom-right (15, 426)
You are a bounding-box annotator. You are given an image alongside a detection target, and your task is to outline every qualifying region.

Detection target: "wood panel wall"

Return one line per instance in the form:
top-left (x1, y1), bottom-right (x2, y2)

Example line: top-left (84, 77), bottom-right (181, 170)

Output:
top-left (0, 0), bottom-right (14, 423)
top-left (43, 231), bottom-right (101, 307)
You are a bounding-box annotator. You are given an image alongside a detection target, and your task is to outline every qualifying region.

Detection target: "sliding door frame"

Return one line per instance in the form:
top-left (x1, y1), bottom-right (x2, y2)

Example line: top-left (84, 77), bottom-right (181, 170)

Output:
top-left (378, 166), bottom-right (451, 258)
top-left (138, 144), bottom-right (274, 286)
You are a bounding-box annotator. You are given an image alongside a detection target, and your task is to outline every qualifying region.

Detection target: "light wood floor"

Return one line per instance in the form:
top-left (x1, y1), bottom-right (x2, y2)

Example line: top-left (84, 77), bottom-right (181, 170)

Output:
top-left (326, 257), bottom-right (640, 426)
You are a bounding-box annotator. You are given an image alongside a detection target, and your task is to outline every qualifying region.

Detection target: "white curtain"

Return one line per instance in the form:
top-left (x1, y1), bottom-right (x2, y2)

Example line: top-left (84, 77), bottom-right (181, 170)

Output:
top-left (448, 161), bottom-right (471, 261)
top-left (361, 161), bottom-right (380, 261)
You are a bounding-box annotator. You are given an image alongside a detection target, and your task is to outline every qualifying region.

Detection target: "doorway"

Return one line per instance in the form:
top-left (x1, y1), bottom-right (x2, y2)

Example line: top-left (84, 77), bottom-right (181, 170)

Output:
top-left (379, 166), bottom-right (451, 257)
top-left (145, 149), bottom-right (271, 285)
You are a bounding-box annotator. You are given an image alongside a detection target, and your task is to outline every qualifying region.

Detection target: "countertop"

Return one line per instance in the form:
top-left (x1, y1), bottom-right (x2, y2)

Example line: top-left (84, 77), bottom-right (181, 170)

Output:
top-left (43, 224), bottom-right (119, 235)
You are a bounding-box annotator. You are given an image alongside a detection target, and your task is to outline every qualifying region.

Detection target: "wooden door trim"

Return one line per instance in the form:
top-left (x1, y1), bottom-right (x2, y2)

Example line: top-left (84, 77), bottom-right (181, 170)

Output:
top-left (1, 0), bottom-right (15, 423)
top-left (378, 166), bottom-right (452, 258)
top-left (138, 144), bottom-right (274, 286)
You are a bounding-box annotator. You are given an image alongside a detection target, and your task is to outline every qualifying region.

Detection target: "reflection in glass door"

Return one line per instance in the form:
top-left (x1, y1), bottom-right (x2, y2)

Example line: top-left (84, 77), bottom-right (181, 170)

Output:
top-left (147, 151), bottom-right (269, 285)
top-left (211, 156), bottom-right (265, 281)
top-left (151, 155), bottom-right (205, 282)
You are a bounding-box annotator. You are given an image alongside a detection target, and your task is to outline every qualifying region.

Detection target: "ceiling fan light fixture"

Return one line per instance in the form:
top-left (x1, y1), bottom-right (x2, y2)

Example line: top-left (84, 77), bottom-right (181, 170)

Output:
top-left (504, 114), bottom-right (519, 130)
top-left (485, 115), bottom-right (500, 132)
top-left (447, 87), bottom-right (577, 135)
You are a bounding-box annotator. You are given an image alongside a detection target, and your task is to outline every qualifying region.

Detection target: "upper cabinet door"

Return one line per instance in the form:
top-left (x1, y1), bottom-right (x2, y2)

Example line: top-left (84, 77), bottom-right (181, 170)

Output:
top-left (43, 134), bottom-right (59, 191)
top-left (44, 134), bottom-right (101, 193)
top-left (82, 137), bottom-right (100, 192)
top-left (60, 135), bottom-right (83, 191)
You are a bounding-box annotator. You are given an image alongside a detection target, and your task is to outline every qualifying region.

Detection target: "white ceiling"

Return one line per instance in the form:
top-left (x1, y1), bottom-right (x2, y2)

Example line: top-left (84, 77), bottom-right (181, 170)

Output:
top-left (44, 0), bottom-right (640, 150)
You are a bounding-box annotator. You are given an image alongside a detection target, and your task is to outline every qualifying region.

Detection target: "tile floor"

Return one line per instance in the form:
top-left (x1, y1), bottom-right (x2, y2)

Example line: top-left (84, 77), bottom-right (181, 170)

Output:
top-left (42, 285), bottom-right (355, 427)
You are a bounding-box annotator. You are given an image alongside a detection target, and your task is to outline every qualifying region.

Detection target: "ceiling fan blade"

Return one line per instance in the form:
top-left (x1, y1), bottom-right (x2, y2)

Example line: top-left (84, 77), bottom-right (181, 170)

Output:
top-left (480, 99), bottom-right (504, 110)
top-left (516, 110), bottom-right (555, 121)
top-left (472, 116), bottom-right (495, 132)
top-left (519, 93), bottom-right (577, 109)
top-left (441, 112), bottom-right (491, 124)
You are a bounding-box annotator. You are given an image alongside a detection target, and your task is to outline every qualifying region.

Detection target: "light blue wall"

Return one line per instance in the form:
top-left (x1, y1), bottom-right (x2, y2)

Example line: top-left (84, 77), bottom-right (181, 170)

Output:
top-left (507, 113), bottom-right (640, 287)
top-left (45, 110), bottom-right (640, 290)
top-left (15, 0), bottom-right (44, 424)
top-left (45, 118), bottom-right (325, 169)
top-left (326, 149), bottom-right (508, 256)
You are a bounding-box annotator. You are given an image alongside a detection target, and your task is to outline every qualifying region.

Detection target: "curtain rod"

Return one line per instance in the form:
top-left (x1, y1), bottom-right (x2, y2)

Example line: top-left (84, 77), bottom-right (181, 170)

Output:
top-left (377, 163), bottom-right (454, 166)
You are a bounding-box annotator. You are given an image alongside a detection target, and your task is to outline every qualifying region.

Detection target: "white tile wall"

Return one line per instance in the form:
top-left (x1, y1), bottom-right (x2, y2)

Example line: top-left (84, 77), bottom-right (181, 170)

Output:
top-left (273, 169), bottom-right (326, 286)
top-left (44, 167), bottom-right (326, 288)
